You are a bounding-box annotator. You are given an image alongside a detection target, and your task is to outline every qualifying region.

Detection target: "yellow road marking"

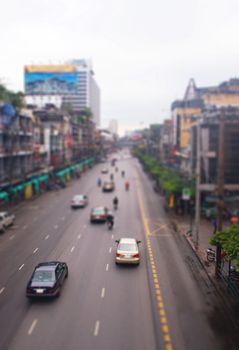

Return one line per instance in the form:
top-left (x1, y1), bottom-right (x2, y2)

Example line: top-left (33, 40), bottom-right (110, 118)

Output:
top-left (135, 172), bottom-right (173, 350)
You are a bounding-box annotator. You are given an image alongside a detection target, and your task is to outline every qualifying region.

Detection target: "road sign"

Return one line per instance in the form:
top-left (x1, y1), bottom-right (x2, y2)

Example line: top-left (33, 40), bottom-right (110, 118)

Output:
top-left (182, 188), bottom-right (191, 200)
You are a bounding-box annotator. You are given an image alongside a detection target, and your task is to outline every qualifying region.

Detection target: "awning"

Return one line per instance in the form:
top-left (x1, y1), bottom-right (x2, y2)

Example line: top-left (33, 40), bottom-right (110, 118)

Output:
top-left (0, 191), bottom-right (9, 200)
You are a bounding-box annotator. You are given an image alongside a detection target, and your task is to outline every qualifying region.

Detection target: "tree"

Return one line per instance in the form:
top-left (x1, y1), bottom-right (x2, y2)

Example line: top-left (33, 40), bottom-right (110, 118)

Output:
top-left (0, 83), bottom-right (24, 112)
top-left (82, 107), bottom-right (93, 120)
top-left (210, 225), bottom-right (239, 269)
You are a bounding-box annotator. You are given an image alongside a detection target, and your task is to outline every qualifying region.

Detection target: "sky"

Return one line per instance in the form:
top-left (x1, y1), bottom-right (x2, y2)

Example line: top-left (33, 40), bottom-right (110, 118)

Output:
top-left (1, 0), bottom-right (239, 135)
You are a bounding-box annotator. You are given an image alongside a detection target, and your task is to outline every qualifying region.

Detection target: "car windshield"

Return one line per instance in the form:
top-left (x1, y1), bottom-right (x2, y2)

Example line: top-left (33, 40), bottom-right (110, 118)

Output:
top-left (32, 270), bottom-right (55, 283)
top-left (118, 243), bottom-right (137, 251)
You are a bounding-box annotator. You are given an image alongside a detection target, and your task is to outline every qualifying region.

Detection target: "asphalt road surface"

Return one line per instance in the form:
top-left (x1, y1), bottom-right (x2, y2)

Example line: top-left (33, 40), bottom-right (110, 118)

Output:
top-left (0, 150), bottom-right (237, 350)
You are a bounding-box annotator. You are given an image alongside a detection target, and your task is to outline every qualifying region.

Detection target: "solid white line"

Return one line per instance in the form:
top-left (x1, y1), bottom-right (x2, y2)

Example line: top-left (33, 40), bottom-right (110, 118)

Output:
top-left (28, 319), bottom-right (38, 335)
top-left (111, 234), bottom-right (114, 239)
top-left (106, 264), bottom-right (109, 271)
top-left (19, 264), bottom-right (24, 270)
top-left (9, 235), bottom-right (15, 240)
top-left (33, 248), bottom-right (39, 254)
top-left (54, 225), bottom-right (58, 229)
top-left (109, 247), bottom-right (112, 253)
top-left (77, 234), bottom-right (81, 239)
top-left (101, 288), bottom-right (105, 298)
top-left (94, 321), bottom-right (100, 336)
top-left (45, 235), bottom-right (50, 240)
top-left (0, 287), bottom-right (5, 294)
top-left (70, 246), bottom-right (75, 253)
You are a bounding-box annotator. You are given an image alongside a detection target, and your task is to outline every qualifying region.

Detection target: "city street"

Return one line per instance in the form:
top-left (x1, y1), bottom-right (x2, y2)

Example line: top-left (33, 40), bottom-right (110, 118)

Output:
top-left (0, 151), bottom-right (237, 350)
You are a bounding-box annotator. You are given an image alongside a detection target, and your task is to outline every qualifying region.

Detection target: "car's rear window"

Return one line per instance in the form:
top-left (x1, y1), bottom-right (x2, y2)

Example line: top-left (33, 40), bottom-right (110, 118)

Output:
top-left (74, 195), bottom-right (84, 200)
top-left (93, 208), bottom-right (105, 214)
top-left (32, 270), bottom-right (55, 283)
top-left (118, 243), bottom-right (137, 251)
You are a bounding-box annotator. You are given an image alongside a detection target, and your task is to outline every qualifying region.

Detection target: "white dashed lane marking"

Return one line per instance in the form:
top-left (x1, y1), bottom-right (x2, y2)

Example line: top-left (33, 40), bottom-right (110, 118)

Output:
top-left (111, 234), bottom-right (114, 239)
top-left (94, 321), bottom-right (100, 336)
top-left (109, 247), bottom-right (112, 253)
top-left (19, 264), bottom-right (24, 271)
top-left (28, 319), bottom-right (38, 335)
top-left (9, 235), bottom-right (15, 240)
top-left (0, 287), bottom-right (5, 294)
top-left (23, 225), bottom-right (27, 230)
top-left (33, 248), bottom-right (39, 254)
top-left (77, 234), bottom-right (81, 239)
top-left (45, 235), bottom-right (50, 240)
top-left (70, 246), bottom-right (75, 253)
top-left (101, 288), bottom-right (105, 298)
top-left (61, 216), bottom-right (65, 221)
top-left (54, 225), bottom-right (58, 229)
top-left (106, 264), bottom-right (109, 271)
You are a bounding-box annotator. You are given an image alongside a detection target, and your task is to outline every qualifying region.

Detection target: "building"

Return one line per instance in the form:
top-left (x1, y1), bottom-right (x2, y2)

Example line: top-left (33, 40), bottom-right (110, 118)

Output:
top-left (24, 59), bottom-right (101, 127)
top-left (191, 107), bottom-right (239, 190)
top-left (33, 108), bottom-right (73, 169)
top-left (171, 78), bottom-right (239, 174)
top-left (0, 106), bottom-right (34, 187)
top-left (108, 119), bottom-right (118, 136)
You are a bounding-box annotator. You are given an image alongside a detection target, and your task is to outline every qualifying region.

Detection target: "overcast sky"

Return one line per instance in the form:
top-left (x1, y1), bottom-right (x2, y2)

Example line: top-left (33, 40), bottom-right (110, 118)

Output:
top-left (1, 0), bottom-right (239, 134)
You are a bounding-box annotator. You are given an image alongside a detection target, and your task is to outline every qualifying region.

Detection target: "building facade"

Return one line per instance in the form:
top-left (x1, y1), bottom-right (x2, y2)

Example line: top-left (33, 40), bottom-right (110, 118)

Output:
top-left (24, 59), bottom-right (101, 127)
top-left (171, 78), bottom-right (239, 174)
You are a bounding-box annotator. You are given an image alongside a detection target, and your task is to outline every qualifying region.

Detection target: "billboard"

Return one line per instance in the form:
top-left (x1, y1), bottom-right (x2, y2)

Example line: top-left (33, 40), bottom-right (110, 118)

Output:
top-left (24, 65), bottom-right (78, 95)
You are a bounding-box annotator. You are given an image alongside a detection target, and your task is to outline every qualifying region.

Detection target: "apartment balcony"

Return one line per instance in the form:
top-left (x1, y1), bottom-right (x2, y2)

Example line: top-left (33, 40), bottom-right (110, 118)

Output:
top-left (0, 144), bottom-right (33, 157)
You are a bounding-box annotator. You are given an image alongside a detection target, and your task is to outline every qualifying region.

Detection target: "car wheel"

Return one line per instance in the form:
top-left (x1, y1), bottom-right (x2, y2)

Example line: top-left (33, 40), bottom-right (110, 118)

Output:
top-left (65, 270), bottom-right (68, 278)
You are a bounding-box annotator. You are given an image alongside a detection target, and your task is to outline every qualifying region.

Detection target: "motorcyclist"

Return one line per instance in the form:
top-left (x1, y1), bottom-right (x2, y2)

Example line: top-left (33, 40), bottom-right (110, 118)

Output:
top-left (110, 173), bottom-right (114, 181)
top-left (106, 211), bottom-right (114, 229)
top-left (97, 178), bottom-right (102, 187)
top-left (113, 196), bottom-right (119, 210)
top-left (121, 170), bottom-right (125, 178)
top-left (125, 181), bottom-right (129, 191)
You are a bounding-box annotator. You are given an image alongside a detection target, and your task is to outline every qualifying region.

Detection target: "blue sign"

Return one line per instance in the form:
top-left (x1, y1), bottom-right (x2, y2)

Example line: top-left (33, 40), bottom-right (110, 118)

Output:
top-left (25, 72), bottom-right (78, 95)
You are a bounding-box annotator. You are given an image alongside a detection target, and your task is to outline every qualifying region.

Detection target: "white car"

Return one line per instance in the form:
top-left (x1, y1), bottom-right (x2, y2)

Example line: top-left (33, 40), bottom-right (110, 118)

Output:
top-left (115, 238), bottom-right (141, 265)
top-left (101, 168), bottom-right (108, 174)
top-left (71, 195), bottom-right (88, 209)
top-left (0, 212), bottom-right (15, 232)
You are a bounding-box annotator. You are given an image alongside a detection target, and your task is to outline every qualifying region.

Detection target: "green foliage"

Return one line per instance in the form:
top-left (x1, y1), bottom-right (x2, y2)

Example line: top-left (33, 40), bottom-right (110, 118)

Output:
top-left (134, 146), bottom-right (184, 194)
top-left (0, 84), bottom-right (24, 112)
top-left (210, 225), bottom-right (239, 268)
top-left (82, 107), bottom-right (93, 119)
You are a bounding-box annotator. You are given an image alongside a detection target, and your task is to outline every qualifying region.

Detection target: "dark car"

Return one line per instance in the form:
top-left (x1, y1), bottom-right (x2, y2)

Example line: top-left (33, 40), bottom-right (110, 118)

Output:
top-left (102, 181), bottom-right (115, 192)
top-left (26, 261), bottom-right (68, 298)
top-left (90, 206), bottom-right (108, 222)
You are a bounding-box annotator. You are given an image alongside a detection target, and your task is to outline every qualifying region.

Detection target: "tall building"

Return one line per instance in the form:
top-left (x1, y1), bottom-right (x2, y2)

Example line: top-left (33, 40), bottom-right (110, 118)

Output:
top-left (24, 59), bottom-right (100, 127)
top-left (108, 119), bottom-right (118, 135)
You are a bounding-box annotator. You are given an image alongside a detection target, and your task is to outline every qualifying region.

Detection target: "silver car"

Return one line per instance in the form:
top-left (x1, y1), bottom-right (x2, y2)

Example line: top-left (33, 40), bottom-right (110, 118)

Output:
top-left (115, 238), bottom-right (141, 265)
top-left (71, 195), bottom-right (88, 208)
top-left (0, 211), bottom-right (15, 232)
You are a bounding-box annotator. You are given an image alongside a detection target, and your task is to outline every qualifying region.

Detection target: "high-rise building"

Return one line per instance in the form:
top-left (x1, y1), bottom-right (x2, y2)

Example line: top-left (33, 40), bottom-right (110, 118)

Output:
top-left (108, 119), bottom-right (118, 135)
top-left (24, 59), bottom-right (100, 127)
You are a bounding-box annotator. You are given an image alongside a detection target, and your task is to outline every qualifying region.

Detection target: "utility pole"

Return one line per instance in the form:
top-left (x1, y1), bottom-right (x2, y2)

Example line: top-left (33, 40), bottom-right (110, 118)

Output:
top-left (215, 108), bottom-right (225, 275)
top-left (194, 120), bottom-right (201, 250)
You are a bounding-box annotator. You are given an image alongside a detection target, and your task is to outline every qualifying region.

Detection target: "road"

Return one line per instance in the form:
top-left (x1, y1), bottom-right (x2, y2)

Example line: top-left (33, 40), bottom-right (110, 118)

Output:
top-left (0, 150), bottom-right (237, 350)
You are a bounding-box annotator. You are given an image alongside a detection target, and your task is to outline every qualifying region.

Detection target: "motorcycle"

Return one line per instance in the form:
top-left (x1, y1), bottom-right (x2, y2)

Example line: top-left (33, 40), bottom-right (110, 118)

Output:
top-left (206, 248), bottom-right (216, 262)
top-left (107, 220), bottom-right (114, 230)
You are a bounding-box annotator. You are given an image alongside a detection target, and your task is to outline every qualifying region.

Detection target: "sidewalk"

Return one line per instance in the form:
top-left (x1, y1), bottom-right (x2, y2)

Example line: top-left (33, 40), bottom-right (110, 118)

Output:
top-left (169, 213), bottom-right (222, 276)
